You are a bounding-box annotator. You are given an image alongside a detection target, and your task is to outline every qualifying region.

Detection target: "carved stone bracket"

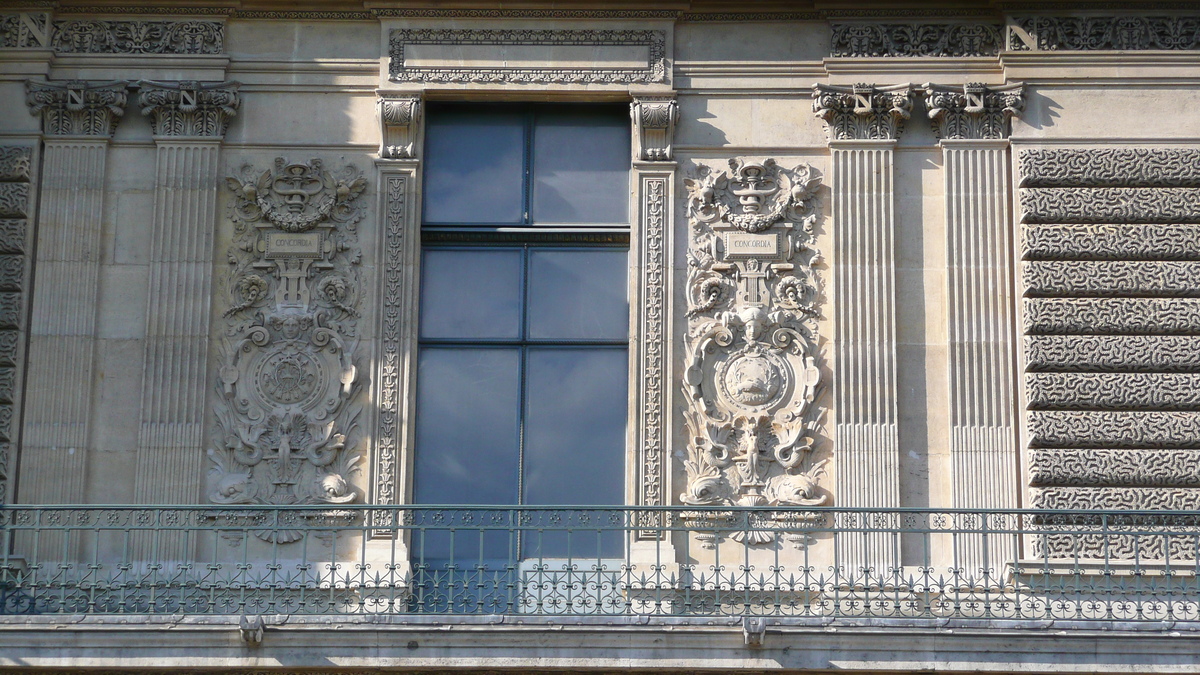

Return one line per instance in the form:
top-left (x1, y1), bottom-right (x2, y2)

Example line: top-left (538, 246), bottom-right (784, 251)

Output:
top-left (812, 83), bottom-right (913, 141)
top-left (138, 80), bottom-right (240, 138)
top-left (831, 22), bottom-right (1003, 57)
top-left (1009, 16), bottom-right (1200, 52)
top-left (378, 95), bottom-right (421, 159)
top-left (211, 158), bottom-right (368, 537)
top-left (680, 158), bottom-right (826, 543)
top-left (924, 83), bottom-right (1024, 140)
top-left (631, 96), bottom-right (677, 162)
top-left (25, 80), bottom-right (128, 137)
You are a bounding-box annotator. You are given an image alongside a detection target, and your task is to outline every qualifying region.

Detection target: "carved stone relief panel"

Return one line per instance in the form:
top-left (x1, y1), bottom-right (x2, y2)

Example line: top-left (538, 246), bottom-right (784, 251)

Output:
top-left (680, 158), bottom-right (825, 544)
top-left (1019, 147), bottom-right (1200, 560)
top-left (0, 12), bottom-right (50, 49)
top-left (923, 83), bottom-right (1024, 140)
top-left (0, 146), bottom-right (31, 503)
top-left (1009, 16), bottom-right (1200, 51)
top-left (210, 158), bottom-right (367, 537)
top-left (51, 20), bottom-right (223, 54)
top-left (26, 80), bottom-right (128, 138)
top-left (812, 84), bottom-right (912, 141)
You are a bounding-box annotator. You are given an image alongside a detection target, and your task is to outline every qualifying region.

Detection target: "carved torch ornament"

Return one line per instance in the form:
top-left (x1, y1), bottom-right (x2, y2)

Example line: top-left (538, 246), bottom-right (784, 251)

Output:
top-left (682, 158), bottom-right (827, 523)
top-left (209, 158), bottom-right (367, 539)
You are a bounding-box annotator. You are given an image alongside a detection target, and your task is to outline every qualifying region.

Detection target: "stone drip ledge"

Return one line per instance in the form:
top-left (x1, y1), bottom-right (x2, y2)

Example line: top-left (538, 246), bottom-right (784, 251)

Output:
top-left (2, 616), bottom-right (1200, 674)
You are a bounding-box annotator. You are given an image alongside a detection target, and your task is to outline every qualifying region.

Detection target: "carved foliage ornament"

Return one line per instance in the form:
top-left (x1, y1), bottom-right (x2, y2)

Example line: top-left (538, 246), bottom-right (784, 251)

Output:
top-left (211, 158), bottom-right (367, 537)
top-left (831, 22), bottom-right (1003, 57)
top-left (812, 83), bottom-right (912, 141)
top-left (51, 19), bottom-right (223, 54)
top-left (1010, 16), bottom-right (1200, 52)
top-left (26, 80), bottom-right (128, 137)
top-left (924, 82), bottom-right (1024, 140)
top-left (682, 158), bottom-right (826, 528)
top-left (0, 13), bottom-right (49, 49)
top-left (138, 80), bottom-right (240, 138)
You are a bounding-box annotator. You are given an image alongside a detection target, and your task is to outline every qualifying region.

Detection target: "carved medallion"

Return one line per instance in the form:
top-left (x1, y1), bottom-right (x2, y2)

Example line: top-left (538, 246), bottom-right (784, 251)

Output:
top-left (681, 158), bottom-right (827, 531)
top-left (210, 157), bottom-right (367, 540)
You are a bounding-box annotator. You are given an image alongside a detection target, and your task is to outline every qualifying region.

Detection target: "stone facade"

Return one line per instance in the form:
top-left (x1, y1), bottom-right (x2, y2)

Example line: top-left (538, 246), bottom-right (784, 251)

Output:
top-left (3, 2), bottom-right (1200, 673)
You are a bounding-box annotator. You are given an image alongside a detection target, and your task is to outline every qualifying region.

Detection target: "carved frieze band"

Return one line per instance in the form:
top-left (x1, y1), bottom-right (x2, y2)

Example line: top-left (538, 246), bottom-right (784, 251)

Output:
top-left (1025, 223), bottom-right (1200, 261)
top-left (1010, 16), bottom-right (1200, 52)
top-left (631, 97), bottom-right (677, 162)
top-left (0, 147), bottom-right (31, 503)
top-left (52, 20), bottom-right (223, 54)
top-left (26, 80), bottom-right (128, 138)
top-left (812, 84), bottom-right (913, 141)
top-left (924, 83), bottom-right (1023, 140)
top-left (1031, 448), bottom-right (1200, 488)
top-left (831, 22), bottom-right (1003, 57)
top-left (388, 29), bottom-right (667, 84)
top-left (138, 80), bottom-right (240, 137)
top-left (1026, 335), bottom-right (1200, 372)
top-left (1019, 148), bottom-right (1200, 188)
top-left (1020, 188), bottom-right (1200, 224)
top-left (0, 12), bottom-right (49, 49)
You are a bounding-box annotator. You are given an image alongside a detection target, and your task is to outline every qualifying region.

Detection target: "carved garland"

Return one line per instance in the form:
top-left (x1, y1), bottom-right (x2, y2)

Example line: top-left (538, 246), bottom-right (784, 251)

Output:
top-left (681, 158), bottom-right (826, 545)
top-left (210, 158), bottom-right (367, 540)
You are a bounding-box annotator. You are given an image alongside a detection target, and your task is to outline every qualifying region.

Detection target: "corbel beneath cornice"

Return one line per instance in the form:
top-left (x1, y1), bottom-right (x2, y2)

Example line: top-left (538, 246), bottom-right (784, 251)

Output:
top-left (631, 95), bottom-right (677, 162)
top-left (378, 93), bottom-right (421, 160)
top-left (812, 83), bottom-right (913, 142)
top-left (923, 82), bottom-right (1024, 140)
top-left (25, 79), bottom-right (128, 137)
top-left (138, 79), bottom-right (240, 139)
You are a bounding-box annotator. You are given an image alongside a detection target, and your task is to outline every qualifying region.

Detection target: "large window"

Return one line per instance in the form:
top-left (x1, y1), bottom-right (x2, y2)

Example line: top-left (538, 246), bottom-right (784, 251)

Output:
top-left (413, 104), bottom-right (631, 540)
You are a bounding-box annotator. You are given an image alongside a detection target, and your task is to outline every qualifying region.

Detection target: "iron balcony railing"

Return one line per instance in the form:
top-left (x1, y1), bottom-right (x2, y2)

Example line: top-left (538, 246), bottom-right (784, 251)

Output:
top-left (1, 505), bottom-right (1199, 621)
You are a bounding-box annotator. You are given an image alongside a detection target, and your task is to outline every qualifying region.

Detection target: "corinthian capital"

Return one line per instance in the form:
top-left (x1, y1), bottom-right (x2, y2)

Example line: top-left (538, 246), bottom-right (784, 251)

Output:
top-left (26, 80), bottom-right (129, 137)
top-left (138, 80), bottom-right (240, 138)
top-left (924, 83), bottom-right (1025, 140)
top-left (631, 96), bottom-right (678, 161)
top-left (378, 94), bottom-right (421, 159)
top-left (812, 83), bottom-right (913, 141)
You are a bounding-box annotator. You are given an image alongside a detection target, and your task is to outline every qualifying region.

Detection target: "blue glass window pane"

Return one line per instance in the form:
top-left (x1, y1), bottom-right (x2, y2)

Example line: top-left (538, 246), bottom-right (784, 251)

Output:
top-left (527, 249), bottom-right (628, 340)
top-left (420, 248), bottom-right (522, 339)
top-left (531, 110), bottom-right (629, 224)
top-left (424, 110), bottom-right (525, 224)
top-left (413, 347), bottom-right (521, 509)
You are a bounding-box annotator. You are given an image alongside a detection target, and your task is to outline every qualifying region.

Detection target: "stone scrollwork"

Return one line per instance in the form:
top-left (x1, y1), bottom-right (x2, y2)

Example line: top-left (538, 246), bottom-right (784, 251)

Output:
top-left (812, 83), bottom-right (912, 141)
top-left (1009, 16), bottom-right (1200, 52)
top-left (831, 22), bottom-right (1003, 57)
top-left (681, 158), bottom-right (826, 533)
top-left (25, 80), bottom-right (128, 138)
top-left (631, 96), bottom-right (677, 162)
top-left (923, 82), bottom-right (1024, 140)
top-left (138, 80), bottom-right (240, 138)
top-left (210, 158), bottom-right (367, 539)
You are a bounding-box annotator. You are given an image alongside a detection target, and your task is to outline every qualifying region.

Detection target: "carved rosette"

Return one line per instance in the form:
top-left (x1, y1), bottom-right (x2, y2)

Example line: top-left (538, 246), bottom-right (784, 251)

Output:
top-left (138, 80), bottom-right (240, 138)
top-left (210, 157), bottom-right (368, 538)
top-left (25, 80), bottom-right (128, 137)
top-left (812, 83), bottom-right (912, 141)
top-left (923, 83), bottom-right (1024, 140)
top-left (681, 158), bottom-right (826, 544)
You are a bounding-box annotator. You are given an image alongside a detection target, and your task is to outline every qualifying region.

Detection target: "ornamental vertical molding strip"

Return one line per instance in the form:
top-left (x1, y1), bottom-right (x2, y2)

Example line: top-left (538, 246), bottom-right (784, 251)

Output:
top-left (373, 93), bottom-right (421, 538)
top-left (813, 83), bottom-right (911, 570)
top-left (19, 80), bottom-right (126, 508)
top-left (631, 98), bottom-right (675, 540)
top-left (131, 82), bottom-right (239, 524)
top-left (0, 147), bottom-right (33, 504)
top-left (925, 83), bottom-right (1024, 573)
